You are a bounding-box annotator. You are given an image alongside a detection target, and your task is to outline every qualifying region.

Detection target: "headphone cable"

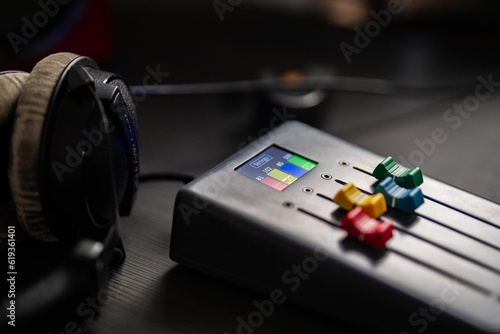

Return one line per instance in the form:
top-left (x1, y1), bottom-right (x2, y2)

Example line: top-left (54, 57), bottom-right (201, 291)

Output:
top-left (129, 74), bottom-right (487, 98)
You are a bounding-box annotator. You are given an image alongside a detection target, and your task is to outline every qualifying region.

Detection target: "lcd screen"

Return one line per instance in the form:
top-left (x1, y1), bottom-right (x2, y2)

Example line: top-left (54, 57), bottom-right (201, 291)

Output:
top-left (235, 146), bottom-right (317, 191)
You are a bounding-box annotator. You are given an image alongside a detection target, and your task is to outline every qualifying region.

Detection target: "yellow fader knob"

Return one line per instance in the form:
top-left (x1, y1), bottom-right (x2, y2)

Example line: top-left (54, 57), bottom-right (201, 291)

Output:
top-left (333, 183), bottom-right (387, 218)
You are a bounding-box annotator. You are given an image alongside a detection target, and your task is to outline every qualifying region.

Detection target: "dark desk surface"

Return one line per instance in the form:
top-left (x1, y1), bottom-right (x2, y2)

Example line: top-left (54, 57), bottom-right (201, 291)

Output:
top-left (4, 2), bottom-right (500, 333)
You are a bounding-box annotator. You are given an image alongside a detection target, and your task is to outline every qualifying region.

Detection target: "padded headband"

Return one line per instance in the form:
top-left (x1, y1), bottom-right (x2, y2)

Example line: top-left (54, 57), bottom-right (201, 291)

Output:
top-left (0, 72), bottom-right (30, 232)
top-left (0, 72), bottom-right (29, 126)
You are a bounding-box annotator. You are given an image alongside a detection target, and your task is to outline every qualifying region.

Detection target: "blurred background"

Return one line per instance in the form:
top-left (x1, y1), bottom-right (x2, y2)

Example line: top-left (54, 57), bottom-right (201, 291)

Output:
top-left (2, 1), bottom-right (500, 333)
top-left (1, 0), bottom-right (499, 203)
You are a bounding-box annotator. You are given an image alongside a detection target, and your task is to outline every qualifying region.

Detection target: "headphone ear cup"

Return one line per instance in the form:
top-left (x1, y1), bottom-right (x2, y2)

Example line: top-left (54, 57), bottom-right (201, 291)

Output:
top-left (9, 52), bottom-right (79, 242)
top-left (0, 72), bottom-right (29, 225)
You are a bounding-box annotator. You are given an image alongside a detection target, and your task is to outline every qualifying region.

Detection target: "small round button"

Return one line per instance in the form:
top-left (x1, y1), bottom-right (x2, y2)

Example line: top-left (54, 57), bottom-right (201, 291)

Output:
top-left (302, 187), bottom-right (314, 194)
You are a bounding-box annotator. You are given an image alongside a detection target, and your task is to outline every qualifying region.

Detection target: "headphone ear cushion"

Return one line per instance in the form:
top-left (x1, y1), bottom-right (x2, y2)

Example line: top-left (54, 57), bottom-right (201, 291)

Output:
top-left (0, 72), bottom-right (29, 125)
top-left (0, 72), bottom-right (29, 226)
top-left (9, 52), bottom-right (79, 242)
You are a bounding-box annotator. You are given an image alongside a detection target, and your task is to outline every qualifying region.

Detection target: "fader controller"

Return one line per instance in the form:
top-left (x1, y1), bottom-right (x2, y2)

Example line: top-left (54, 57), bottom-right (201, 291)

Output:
top-left (170, 121), bottom-right (500, 333)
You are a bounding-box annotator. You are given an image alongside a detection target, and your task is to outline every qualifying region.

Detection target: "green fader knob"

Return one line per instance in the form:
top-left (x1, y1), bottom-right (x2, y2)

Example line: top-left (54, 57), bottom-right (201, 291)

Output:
top-left (373, 156), bottom-right (423, 188)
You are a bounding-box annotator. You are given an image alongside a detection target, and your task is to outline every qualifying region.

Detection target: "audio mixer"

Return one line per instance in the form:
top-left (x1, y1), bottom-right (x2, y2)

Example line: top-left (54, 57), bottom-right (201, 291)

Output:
top-left (170, 121), bottom-right (500, 333)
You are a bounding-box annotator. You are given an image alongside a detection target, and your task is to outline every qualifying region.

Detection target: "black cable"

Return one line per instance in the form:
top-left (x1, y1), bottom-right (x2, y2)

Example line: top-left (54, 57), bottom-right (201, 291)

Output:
top-left (129, 75), bottom-right (485, 98)
top-left (139, 172), bottom-right (196, 184)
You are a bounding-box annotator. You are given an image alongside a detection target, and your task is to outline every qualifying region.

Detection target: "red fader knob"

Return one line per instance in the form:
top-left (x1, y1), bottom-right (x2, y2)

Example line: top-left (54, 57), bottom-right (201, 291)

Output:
top-left (340, 207), bottom-right (394, 249)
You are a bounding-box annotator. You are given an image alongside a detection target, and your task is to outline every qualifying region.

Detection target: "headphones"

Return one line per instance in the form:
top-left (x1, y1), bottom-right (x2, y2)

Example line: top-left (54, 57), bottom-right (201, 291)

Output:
top-left (0, 52), bottom-right (139, 330)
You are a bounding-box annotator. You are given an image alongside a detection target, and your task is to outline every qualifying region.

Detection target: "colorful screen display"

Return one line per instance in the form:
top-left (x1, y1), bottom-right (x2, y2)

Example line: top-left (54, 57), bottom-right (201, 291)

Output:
top-left (235, 146), bottom-right (317, 191)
